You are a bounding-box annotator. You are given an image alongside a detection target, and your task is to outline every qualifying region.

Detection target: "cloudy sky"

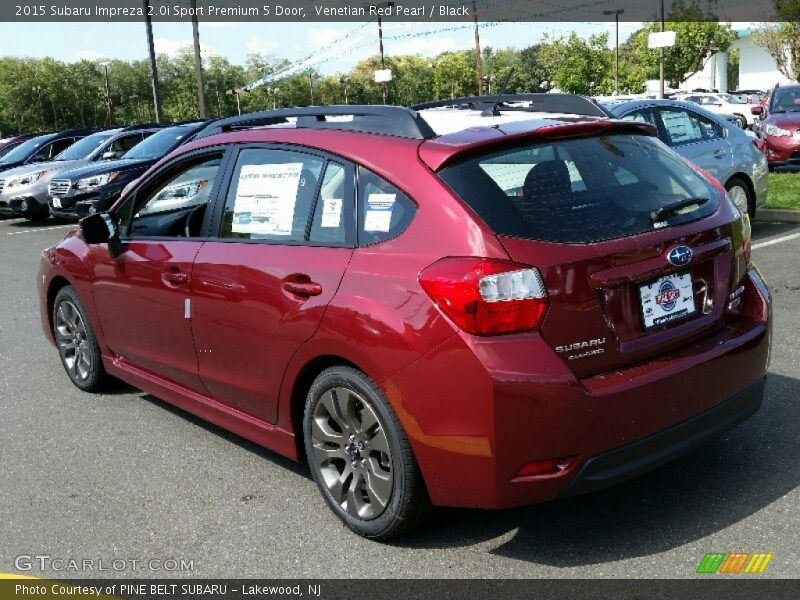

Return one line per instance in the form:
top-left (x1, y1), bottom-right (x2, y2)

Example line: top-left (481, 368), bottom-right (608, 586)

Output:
top-left (0, 20), bottom-right (644, 76)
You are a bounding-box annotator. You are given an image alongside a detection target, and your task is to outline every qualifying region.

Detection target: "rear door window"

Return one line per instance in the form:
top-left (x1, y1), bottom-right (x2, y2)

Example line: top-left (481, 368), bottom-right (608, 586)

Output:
top-left (438, 134), bottom-right (717, 244)
top-left (357, 167), bottom-right (416, 245)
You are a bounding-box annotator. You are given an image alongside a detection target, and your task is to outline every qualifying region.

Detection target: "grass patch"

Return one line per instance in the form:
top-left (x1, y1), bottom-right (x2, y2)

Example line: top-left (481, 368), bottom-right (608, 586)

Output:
top-left (766, 172), bottom-right (800, 210)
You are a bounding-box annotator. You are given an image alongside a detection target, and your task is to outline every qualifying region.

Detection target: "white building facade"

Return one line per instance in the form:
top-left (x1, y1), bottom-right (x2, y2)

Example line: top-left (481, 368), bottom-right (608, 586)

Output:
top-left (681, 28), bottom-right (793, 92)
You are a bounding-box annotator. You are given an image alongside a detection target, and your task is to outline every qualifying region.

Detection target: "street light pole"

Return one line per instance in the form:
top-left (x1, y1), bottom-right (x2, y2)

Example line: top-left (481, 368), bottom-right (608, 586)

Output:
top-left (143, 0), bottom-right (163, 123)
top-left (226, 88), bottom-right (242, 115)
top-left (208, 80), bottom-right (222, 116)
top-left (33, 85), bottom-right (44, 130)
top-left (603, 8), bottom-right (624, 95)
top-left (473, 1), bottom-right (483, 96)
top-left (190, 0), bottom-right (208, 119)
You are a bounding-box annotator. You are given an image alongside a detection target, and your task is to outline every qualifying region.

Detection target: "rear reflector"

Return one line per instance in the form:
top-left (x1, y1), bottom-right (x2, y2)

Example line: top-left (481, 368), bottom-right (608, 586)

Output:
top-left (515, 458), bottom-right (573, 478)
top-left (419, 258), bottom-right (548, 335)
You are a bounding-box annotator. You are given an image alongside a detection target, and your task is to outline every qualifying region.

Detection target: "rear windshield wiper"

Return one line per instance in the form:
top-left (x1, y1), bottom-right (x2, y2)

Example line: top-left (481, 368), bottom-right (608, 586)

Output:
top-left (650, 197), bottom-right (709, 223)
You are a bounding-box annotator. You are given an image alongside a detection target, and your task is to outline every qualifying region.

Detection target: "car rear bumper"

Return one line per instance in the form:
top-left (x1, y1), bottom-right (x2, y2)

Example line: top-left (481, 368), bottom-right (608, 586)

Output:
top-left (560, 377), bottom-right (764, 497)
top-left (387, 267), bottom-right (771, 509)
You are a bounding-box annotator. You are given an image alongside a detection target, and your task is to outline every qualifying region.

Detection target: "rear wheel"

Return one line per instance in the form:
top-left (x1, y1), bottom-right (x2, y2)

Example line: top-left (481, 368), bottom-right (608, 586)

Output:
top-left (725, 176), bottom-right (754, 218)
top-left (303, 366), bottom-right (430, 540)
top-left (53, 286), bottom-right (108, 392)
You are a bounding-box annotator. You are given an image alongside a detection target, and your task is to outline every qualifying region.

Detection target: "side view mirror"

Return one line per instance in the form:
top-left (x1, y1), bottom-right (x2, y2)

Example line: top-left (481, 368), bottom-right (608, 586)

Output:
top-left (80, 212), bottom-right (126, 258)
top-left (102, 151), bottom-right (119, 160)
top-left (751, 105), bottom-right (763, 116)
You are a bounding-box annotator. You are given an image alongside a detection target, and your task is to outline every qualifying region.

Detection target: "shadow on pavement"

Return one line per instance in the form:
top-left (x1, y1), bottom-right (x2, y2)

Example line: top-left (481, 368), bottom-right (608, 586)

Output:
top-left (140, 393), bottom-right (310, 479)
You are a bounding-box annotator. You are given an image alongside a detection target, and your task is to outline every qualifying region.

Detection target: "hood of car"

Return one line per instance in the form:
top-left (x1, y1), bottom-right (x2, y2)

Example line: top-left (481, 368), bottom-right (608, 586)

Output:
top-left (56, 157), bottom-right (155, 182)
top-left (0, 159), bottom-right (83, 181)
top-left (766, 111), bottom-right (800, 129)
top-left (0, 159), bottom-right (29, 174)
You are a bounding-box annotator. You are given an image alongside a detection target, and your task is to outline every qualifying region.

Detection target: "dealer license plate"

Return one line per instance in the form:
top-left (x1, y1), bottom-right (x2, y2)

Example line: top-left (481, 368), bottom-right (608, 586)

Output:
top-left (638, 271), bottom-right (696, 330)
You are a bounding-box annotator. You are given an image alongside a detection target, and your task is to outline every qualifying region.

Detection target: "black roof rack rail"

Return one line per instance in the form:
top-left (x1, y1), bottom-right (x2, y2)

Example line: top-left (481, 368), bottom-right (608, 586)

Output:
top-left (194, 106), bottom-right (436, 140)
top-left (411, 93), bottom-right (611, 118)
top-left (119, 122), bottom-right (172, 131)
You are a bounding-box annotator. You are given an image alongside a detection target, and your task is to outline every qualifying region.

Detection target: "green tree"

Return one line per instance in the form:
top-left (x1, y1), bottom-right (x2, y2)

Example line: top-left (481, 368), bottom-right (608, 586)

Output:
top-left (621, 1), bottom-right (734, 89)
top-left (550, 32), bottom-right (614, 95)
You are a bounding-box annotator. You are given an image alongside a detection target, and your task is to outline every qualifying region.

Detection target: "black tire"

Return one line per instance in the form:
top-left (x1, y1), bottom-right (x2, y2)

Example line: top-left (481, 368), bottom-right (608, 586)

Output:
top-left (25, 211), bottom-right (50, 222)
top-left (303, 366), bottom-right (430, 540)
top-left (725, 176), bottom-right (755, 218)
top-left (53, 286), bottom-right (108, 392)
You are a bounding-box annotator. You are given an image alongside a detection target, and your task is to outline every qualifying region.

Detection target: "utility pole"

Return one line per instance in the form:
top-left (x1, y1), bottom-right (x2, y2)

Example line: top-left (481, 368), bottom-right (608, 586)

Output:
top-left (143, 0), bottom-right (163, 123)
top-left (473, 1), bottom-right (483, 96)
top-left (378, 14), bottom-right (387, 103)
top-left (603, 8), bottom-right (624, 95)
top-left (102, 63), bottom-right (113, 127)
top-left (191, 0), bottom-right (208, 118)
top-left (341, 76), bottom-right (350, 104)
top-left (659, 0), bottom-right (665, 99)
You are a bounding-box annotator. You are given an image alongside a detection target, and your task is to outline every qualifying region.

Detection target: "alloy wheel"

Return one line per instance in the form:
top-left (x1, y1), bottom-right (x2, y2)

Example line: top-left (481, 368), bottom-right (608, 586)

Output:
top-left (728, 185), bottom-right (749, 215)
top-left (310, 387), bottom-right (393, 520)
top-left (55, 300), bottom-right (92, 382)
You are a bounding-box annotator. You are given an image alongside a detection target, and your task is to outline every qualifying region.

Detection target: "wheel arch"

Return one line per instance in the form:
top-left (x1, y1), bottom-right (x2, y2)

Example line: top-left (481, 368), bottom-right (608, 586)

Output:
top-left (288, 354), bottom-right (360, 460)
top-left (46, 275), bottom-right (73, 334)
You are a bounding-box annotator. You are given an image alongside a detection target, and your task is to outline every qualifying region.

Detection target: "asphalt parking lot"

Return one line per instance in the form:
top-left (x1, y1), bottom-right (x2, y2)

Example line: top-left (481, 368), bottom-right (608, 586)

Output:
top-left (0, 216), bottom-right (798, 579)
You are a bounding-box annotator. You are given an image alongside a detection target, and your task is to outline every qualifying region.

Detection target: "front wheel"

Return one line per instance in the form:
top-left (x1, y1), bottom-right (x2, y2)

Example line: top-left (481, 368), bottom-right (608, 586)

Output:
top-left (303, 366), bottom-right (430, 540)
top-left (53, 286), bottom-right (108, 392)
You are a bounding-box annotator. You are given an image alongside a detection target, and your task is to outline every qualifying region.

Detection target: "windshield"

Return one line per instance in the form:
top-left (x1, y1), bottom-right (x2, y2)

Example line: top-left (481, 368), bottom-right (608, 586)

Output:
top-left (721, 94), bottom-right (746, 104)
top-left (439, 134), bottom-right (717, 243)
top-left (0, 142), bottom-right (23, 159)
top-left (0, 134), bottom-right (54, 165)
top-left (55, 132), bottom-right (114, 161)
top-left (771, 89), bottom-right (800, 112)
top-left (123, 125), bottom-right (196, 160)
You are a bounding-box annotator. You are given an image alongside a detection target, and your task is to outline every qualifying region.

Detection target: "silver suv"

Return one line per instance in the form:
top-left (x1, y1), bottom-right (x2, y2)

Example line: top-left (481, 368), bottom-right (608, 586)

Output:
top-left (0, 126), bottom-right (161, 221)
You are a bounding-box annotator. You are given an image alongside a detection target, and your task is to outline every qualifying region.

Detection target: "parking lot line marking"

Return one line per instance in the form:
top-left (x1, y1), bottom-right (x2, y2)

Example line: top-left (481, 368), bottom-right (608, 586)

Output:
top-left (752, 231), bottom-right (800, 250)
top-left (6, 225), bottom-right (73, 236)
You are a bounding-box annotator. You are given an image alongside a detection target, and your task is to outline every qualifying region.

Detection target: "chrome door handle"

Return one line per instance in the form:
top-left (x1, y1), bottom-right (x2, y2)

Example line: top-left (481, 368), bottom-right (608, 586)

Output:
top-left (162, 271), bottom-right (189, 285)
top-left (281, 281), bottom-right (323, 297)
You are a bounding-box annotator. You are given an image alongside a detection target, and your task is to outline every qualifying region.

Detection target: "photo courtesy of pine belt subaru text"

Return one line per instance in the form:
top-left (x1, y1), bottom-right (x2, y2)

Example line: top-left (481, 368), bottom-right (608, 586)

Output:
top-left (37, 95), bottom-right (771, 541)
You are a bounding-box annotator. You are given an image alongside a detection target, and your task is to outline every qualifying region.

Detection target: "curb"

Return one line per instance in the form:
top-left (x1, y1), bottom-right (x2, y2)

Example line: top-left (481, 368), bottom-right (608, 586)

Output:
top-left (753, 208), bottom-right (800, 224)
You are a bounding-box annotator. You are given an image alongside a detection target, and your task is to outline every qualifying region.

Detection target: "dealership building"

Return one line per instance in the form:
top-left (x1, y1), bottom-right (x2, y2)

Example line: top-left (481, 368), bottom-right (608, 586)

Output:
top-left (681, 28), bottom-right (795, 92)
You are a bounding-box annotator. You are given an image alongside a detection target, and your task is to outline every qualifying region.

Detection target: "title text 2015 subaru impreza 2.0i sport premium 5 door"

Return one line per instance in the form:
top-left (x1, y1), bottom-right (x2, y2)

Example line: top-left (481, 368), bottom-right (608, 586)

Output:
top-left (38, 97), bottom-right (771, 541)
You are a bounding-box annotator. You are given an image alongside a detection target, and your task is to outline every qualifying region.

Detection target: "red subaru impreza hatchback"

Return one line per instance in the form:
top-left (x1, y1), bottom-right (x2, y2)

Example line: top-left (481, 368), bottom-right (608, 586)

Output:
top-left (38, 96), bottom-right (770, 540)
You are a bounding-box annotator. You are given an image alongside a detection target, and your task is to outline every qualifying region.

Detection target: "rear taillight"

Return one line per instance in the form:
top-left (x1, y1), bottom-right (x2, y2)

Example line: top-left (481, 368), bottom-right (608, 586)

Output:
top-left (419, 258), bottom-right (549, 335)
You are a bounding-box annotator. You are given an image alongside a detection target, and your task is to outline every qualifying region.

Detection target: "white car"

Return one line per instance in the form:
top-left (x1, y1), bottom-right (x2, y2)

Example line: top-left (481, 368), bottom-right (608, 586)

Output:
top-left (676, 93), bottom-right (756, 129)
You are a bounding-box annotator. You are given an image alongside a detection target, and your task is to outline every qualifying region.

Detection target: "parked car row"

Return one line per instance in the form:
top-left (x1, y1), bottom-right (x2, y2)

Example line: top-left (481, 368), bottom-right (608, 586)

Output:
top-left (38, 94), bottom-right (770, 540)
top-left (0, 121), bottom-right (211, 222)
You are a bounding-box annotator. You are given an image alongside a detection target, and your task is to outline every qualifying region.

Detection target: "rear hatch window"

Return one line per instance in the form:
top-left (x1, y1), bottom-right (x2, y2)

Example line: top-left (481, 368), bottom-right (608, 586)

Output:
top-left (438, 134), bottom-right (718, 243)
